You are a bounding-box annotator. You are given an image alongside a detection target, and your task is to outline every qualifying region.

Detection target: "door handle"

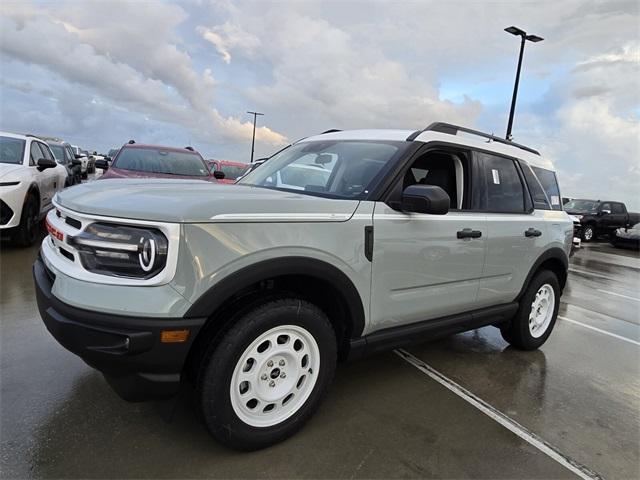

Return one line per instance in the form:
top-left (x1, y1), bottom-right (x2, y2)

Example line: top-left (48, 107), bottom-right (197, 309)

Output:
top-left (525, 228), bottom-right (542, 237)
top-left (457, 228), bottom-right (482, 239)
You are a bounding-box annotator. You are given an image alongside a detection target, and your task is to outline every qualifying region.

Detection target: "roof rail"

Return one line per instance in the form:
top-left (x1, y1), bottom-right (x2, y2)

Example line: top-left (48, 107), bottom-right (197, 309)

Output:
top-left (128, 139), bottom-right (135, 144)
top-left (406, 122), bottom-right (540, 156)
top-left (320, 129), bottom-right (342, 134)
top-left (184, 146), bottom-right (195, 151)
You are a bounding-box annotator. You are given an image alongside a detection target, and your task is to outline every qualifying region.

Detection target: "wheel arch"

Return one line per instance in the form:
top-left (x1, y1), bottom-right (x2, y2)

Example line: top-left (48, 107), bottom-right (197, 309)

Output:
top-left (517, 247), bottom-right (569, 300)
top-left (184, 257), bottom-right (366, 372)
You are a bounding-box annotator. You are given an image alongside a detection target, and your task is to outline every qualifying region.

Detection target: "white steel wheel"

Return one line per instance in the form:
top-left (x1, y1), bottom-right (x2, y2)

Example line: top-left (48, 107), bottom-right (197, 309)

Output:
top-left (230, 325), bottom-right (320, 428)
top-left (528, 284), bottom-right (555, 338)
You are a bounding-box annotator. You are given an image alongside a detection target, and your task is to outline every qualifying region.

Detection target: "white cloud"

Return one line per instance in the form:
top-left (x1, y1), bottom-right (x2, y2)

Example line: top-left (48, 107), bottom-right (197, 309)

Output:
top-left (0, 2), bottom-right (287, 148)
top-left (197, 22), bottom-right (260, 64)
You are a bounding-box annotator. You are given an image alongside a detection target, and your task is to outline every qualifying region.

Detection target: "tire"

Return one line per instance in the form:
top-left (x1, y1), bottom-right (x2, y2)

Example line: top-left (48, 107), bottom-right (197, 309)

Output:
top-left (13, 194), bottom-right (40, 246)
top-left (197, 298), bottom-right (337, 451)
top-left (582, 224), bottom-right (595, 242)
top-left (500, 270), bottom-right (560, 350)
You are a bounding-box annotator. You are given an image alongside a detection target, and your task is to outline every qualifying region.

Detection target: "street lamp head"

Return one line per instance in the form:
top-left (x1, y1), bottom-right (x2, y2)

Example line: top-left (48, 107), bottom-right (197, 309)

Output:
top-left (505, 26), bottom-right (525, 36)
top-left (525, 34), bottom-right (544, 43)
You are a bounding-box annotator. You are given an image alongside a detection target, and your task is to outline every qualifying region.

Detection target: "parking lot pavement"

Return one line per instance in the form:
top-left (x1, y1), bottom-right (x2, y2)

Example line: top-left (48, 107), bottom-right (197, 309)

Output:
top-left (1, 240), bottom-right (638, 478)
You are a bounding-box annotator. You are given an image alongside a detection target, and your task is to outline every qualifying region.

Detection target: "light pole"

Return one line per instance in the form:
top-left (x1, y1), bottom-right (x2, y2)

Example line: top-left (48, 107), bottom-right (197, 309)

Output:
top-left (247, 111), bottom-right (264, 163)
top-left (504, 26), bottom-right (543, 141)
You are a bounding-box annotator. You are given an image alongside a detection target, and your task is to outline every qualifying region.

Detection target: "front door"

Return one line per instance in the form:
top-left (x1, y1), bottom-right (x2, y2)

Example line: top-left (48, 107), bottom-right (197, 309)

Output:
top-left (368, 147), bottom-right (486, 332)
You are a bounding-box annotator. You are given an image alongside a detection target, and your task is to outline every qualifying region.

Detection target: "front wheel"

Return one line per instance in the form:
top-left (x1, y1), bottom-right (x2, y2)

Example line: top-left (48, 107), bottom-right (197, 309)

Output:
top-left (582, 224), bottom-right (595, 242)
top-left (196, 298), bottom-right (337, 451)
top-left (501, 270), bottom-right (560, 350)
top-left (13, 194), bottom-right (39, 246)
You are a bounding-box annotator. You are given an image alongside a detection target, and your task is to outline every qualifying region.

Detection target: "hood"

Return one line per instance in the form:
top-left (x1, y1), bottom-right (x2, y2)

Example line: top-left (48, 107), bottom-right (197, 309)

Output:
top-left (55, 178), bottom-right (360, 223)
top-left (0, 163), bottom-right (24, 179)
top-left (101, 167), bottom-right (217, 182)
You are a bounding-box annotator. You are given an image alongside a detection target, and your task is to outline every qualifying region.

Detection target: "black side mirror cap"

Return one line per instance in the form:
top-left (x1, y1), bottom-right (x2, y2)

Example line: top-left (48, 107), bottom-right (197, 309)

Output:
top-left (71, 158), bottom-right (82, 166)
top-left (213, 170), bottom-right (225, 180)
top-left (37, 158), bottom-right (57, 171)
top-left (401, 184), bottom-right (450, 215)
top-left (95, 159), bottom-right (109, 170)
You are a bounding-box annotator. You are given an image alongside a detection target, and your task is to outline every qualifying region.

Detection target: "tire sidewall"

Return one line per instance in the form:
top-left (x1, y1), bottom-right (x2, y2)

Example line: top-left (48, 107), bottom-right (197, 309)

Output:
top-left (198, 299), bottom-right (337, 450)
top-left (512, 270), bottom-right (560, 349)
top-left (16, 195), bottom-right (38, 246)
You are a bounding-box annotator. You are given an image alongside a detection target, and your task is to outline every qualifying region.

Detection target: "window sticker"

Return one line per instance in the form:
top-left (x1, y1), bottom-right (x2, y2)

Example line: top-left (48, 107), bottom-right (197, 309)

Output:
top-left (550, 195), bottom-right (560, 205)
top-left (491, 169), bottom-right (500, 184)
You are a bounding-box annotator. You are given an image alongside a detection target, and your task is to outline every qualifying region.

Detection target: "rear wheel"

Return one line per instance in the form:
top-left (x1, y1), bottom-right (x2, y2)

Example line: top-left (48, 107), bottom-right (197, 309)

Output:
top-left (13, 194), bottom-right (39, 246)
top-left (197, 298), bottom-right (337, 451)
top-left (501, 270), bottom-right (560, 350)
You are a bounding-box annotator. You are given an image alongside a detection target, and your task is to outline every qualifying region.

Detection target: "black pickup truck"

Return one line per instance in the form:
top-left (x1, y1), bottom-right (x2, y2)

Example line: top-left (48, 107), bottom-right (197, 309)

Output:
top-left (565, 199), bottom-right (640, 242)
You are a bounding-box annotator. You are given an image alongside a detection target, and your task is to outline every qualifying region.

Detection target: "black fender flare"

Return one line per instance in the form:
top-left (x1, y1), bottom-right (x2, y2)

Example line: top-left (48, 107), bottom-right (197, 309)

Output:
top-left (517, 247), bottom-right (569, 300)
top-left (184, 256), bottom-right (366, 339)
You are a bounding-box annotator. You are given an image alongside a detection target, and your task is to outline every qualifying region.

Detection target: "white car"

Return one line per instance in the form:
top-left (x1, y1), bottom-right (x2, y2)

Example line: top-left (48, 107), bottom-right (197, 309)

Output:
top-left (70, 145), bottom-right (91, 177)
top-left (1, 132), bottom-right (67, 245)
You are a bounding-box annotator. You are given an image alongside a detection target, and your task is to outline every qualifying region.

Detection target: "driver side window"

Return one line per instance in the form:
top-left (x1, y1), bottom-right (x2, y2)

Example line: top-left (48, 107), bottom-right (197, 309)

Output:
top-left (402, 150), bottom-right (469, 210)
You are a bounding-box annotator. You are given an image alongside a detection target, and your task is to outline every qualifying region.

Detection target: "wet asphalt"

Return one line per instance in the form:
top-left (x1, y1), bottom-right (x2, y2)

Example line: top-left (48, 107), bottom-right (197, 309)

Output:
top-left (1, 233), bottom-right (638, 479)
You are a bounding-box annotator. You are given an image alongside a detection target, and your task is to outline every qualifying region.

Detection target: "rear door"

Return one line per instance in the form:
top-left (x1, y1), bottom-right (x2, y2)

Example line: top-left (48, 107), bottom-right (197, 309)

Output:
top-left (609, 202), bottom-right (628, 229)
top-left (475, 152), bottom-right (547, 308)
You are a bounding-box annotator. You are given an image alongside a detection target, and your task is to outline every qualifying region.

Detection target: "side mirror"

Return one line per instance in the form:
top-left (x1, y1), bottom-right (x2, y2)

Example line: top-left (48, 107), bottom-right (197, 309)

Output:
top-left (213, 170), bottom-right (225, 180)
top-left (71, 158), bottom-right (82, 166)
top-left (95, 159), bottom-right (109, 170)
top-left (401, 184), bottom-right (450, 215)
top-left (75, 154), bottom-right (84, 159)
top-left (37, 158), bottom-right (57, 171)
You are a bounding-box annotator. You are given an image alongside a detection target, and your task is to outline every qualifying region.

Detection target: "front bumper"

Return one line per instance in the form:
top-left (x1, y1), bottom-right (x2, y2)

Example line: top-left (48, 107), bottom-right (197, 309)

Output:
top-left (33, 257), bottom-right (206, 401)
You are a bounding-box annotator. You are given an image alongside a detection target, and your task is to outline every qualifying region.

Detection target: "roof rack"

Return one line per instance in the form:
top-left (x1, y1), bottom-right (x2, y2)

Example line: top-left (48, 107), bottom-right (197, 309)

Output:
top-left (406, 122), bottom-right (540, 156)
top-left (184, 146), bottom-right (195, 151)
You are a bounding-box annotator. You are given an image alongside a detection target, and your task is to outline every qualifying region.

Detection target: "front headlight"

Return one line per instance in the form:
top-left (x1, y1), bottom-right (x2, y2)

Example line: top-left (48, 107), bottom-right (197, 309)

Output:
top-left (69, 222), bottom-right (168, 279)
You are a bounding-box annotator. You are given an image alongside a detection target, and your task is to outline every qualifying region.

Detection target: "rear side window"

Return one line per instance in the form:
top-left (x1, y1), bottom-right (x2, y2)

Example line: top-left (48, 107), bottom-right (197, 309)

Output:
top-left (520, 163), bottom-right (551, 210)
top-left (531, 167), bottom-right (562, 211)
top-left (478, 153), bottom-right (526, 213)
top-left (612, 203), bottom-right (625, 214)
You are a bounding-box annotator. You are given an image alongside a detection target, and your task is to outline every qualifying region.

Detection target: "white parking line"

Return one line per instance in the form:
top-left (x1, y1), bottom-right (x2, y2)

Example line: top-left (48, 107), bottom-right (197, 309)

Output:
top-left (558, 316), bottom-right (640, 346)
top-left (394, 349), bottom-right (602, 480)
top-left (596, 289), bottom-right (640, 303)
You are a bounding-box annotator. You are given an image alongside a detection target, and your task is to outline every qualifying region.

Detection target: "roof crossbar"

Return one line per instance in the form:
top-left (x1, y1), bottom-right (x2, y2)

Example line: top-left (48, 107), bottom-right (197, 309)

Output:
top-left (406, 122), bottom-right (540, 156)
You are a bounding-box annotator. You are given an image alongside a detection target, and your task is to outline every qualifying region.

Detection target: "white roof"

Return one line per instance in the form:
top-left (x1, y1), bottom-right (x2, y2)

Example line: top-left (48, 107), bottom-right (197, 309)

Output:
top-left (0, 131), bottom-right (31, 140)
top-left (298, 127), bottom-right (554, 171)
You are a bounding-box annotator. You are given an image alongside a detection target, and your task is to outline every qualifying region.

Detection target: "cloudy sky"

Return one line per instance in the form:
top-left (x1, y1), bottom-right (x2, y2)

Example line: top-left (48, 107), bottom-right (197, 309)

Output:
top-left (1, 0), bottom-right (638, 207)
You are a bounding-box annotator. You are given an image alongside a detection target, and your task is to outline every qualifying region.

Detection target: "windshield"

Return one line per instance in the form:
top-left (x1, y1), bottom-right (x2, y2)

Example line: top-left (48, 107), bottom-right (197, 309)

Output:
top-left (114, 148), bottom-right (209, 176)
top-left (0, 136), bottom-right (26, 165)
top-left (564, 199), bottom-right (598, 212)
top-left (238, 140), bottom-right (405, 198)
top-left (220, 163), bottom-right (249, 180)
top-left (48, 144), bottom-right (65, 163)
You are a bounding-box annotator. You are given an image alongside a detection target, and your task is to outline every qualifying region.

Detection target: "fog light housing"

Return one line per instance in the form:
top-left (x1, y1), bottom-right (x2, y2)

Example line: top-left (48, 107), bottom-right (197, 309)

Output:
top-left (69, 222), bottom-right (168, 279)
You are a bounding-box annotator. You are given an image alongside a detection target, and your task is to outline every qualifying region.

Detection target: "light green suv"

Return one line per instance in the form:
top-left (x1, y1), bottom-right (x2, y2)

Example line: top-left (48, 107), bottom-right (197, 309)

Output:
top-left (34, 123), bottom-right (573, 450)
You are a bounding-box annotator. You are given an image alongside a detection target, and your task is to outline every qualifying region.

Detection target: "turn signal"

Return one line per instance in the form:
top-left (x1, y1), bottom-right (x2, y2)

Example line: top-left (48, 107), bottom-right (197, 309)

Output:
top-left (160, 329), bottom-right (189, 343)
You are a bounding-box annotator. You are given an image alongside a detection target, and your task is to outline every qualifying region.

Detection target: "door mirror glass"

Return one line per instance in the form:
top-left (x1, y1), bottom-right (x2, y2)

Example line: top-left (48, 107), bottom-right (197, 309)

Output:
top-left (401, 184), bottom-right (450, 215)
top-left (37, 158), bottom-right (57, 171)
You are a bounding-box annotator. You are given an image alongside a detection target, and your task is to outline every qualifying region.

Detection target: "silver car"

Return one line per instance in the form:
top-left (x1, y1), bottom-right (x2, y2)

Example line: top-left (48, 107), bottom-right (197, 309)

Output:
top-left (34, 122), bottom-right (572, 450)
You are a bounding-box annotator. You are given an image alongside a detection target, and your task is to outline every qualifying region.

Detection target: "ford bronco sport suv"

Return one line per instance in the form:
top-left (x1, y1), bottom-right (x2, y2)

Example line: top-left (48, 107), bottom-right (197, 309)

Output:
top-left (34, 123), bottom-right (572, 450)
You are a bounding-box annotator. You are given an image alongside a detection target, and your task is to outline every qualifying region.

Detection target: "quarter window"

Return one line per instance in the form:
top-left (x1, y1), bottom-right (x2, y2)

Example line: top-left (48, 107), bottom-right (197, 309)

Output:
top-left (479, 153), bottom-right (526, 213)
top-left (531, 167), bottom-right (562, 211)
top-left (520, 163), bottom-right (551, 210)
